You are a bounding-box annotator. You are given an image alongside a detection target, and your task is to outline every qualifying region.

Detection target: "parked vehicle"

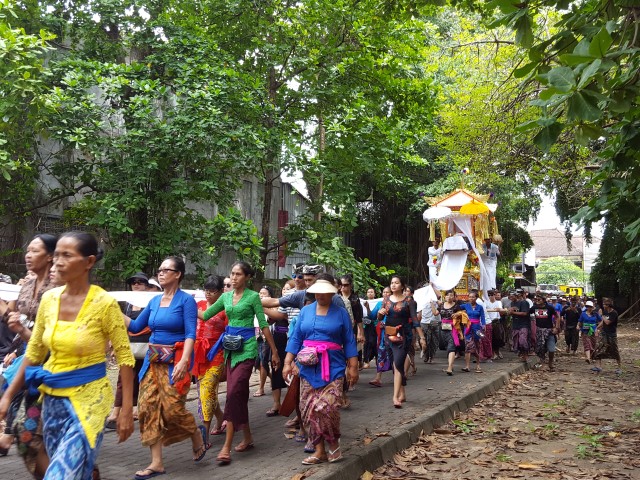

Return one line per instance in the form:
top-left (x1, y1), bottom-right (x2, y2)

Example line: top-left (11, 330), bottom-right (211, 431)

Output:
top-left (537, 284), bottom-right (564, 296)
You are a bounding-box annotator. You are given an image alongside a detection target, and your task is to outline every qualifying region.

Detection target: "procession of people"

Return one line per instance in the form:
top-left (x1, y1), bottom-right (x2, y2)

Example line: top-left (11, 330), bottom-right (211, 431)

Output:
top-left (0, 231), bottom-right (625, 479)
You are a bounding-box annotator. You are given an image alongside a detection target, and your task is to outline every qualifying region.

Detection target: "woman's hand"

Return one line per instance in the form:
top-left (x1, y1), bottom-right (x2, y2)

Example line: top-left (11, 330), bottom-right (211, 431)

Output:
top-left (378, 307), bottom-right (388, 317)
top-left (3, 351), bottom-right (16, 367)
top-left (171, 359), bottom-right (189, 382)
top-left (6, 312), bottom-right (25, 335)
top-left (347, 364), bottom-right (359, 387)
top-left (282, 362), bottom-right (293, 381)
top-left (117, 406), bottom-right (134, 443)
top-left (271, 352), bottom-right (281, 371)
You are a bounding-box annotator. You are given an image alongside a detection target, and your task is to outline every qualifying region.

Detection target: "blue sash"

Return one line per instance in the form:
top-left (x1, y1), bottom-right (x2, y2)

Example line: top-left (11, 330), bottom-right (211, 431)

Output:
top-left (25, 362), bottom-right (106, 396)
top-left (207, 326), bottom-right (255, 362)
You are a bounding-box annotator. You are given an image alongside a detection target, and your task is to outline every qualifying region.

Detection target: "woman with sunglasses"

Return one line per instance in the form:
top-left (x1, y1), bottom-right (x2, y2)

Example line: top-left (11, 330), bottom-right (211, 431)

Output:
top-left (126, 256), bottom-right (206, 479)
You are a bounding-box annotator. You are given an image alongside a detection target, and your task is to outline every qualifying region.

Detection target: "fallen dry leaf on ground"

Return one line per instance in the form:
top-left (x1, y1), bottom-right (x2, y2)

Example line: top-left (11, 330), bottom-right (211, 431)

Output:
top-left (369, 323), bottom-right (640, 480)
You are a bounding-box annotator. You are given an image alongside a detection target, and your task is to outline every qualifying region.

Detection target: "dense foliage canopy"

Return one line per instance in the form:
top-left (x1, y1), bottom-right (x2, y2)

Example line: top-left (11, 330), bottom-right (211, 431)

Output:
top-left (0, 0), bottom-right (637, 298)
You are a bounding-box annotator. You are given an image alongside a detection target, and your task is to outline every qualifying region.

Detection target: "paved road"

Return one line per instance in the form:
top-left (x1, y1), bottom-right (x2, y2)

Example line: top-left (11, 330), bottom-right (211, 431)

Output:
top-left (2, 355), bottom-right (526, 480)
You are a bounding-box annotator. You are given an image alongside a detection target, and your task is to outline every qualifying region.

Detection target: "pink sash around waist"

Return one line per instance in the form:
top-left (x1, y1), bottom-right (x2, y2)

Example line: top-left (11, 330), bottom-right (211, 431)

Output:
top-left (302, 340), bottom-right (342, 382)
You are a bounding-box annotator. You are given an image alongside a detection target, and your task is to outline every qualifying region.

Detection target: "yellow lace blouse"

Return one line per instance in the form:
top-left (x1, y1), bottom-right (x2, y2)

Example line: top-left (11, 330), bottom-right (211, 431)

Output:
top-left (25, 285), bottom-right (134, 448)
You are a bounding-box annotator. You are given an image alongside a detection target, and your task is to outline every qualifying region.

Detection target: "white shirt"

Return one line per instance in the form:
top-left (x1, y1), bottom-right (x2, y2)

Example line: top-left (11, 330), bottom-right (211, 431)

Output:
top-left (485, 300), bottom-right (502, 324)
top-left (481, 243), bottom-right (500, 264)
top-left (420, 303), bottom-right (441, 325)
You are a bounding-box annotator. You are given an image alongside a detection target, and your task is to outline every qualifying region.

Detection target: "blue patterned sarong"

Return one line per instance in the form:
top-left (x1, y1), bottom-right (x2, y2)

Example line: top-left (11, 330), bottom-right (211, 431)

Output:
top-left (42, 395), bottom-right (103, 480)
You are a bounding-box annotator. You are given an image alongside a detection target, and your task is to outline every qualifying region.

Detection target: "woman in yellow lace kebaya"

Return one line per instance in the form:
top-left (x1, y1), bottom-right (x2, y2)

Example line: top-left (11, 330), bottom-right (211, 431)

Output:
top-left (0, 231), bottom-right (135, 480)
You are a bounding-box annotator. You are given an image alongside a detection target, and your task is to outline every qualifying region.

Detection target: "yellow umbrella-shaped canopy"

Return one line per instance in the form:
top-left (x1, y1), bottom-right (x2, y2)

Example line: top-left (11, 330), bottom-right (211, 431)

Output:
top-left (459, 200), bottom-right (490, 215)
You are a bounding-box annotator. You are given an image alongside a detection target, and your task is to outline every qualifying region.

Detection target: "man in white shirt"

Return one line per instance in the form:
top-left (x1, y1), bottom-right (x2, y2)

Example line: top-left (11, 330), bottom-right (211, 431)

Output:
top-left (427, 239), bottom-right (442, 281)
top-left (480, 237), bottom-right (500, 290)
top-left (485, 290), bottom-right (505, 360)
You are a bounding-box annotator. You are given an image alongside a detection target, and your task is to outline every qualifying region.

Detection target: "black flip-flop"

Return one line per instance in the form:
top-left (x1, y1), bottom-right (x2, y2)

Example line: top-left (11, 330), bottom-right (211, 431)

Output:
top-left (134, 468), bottom-right (166, 480)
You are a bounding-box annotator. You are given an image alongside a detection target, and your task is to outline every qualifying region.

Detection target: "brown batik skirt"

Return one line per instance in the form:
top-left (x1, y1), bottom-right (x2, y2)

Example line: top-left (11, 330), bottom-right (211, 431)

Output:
top-left (138, 363), bottom-right (197, 447)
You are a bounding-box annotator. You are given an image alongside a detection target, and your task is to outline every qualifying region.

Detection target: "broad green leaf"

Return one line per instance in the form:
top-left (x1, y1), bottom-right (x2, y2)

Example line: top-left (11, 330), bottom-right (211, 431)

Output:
top-left (514, 13), bottom-right (534, 48)
top-left (533, 121), bottom-right (563, 152)
top-left (546, 66), bottom-right (576, 92)
top-left (513, 62), bottom-right (537, 78)
top-left (567, 92), bottom-right (602, 122)
top-left (559, 54), bottom-right (595, 66)
top-left (575, 124), bottom-right (603, 146)
top-left (577, 59), bottom-right (601, 90)
top-left (573, 39), bottom-right (592, 57)
top-left (589, 27), bottom-right (613, 58)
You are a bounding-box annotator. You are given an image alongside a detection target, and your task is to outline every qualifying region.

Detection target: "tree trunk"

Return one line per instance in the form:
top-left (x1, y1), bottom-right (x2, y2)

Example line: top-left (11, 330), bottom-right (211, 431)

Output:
top-left (256, 65), bottom-right (279, 282)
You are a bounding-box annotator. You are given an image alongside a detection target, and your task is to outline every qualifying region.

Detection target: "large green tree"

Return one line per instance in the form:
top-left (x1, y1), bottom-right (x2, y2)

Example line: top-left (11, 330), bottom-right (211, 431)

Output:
top-left (474, 0), bottom-right (640, 262)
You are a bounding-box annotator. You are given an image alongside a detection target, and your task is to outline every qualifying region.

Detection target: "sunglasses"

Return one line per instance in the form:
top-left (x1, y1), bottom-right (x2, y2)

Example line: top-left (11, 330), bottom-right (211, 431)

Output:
top-left (131, 279), bottom-right (147, 285)
top-left (157, 268), bottom-right (178, 275)
top-left (293, 274), bottom-right (304, 279)
top-left (224, 283), bottom-right (232, 288)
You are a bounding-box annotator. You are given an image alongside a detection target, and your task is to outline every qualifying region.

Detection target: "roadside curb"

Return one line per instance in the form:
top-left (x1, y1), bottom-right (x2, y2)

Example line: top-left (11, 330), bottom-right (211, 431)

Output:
top-left (309, 362), bottom-right (529, 480)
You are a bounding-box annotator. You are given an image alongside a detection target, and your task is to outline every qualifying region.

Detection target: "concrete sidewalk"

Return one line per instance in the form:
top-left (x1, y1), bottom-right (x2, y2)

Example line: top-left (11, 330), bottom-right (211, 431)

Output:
top-left (2, 355), bottom-right (527, 480)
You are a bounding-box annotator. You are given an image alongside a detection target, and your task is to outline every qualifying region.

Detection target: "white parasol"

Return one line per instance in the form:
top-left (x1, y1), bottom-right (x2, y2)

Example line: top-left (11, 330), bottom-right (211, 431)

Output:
top-left (422, 206), bottom-right (452, 222)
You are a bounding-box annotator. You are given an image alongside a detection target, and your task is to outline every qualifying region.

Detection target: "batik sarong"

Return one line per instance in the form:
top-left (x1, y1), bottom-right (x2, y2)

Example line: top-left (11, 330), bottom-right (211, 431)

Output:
top-left (300, 378), bottom-right (343, 447)
top-left (592, 332), bottom-right (620, 362)
top-left (582, 333), bottom-right (596, 353)
top-left (535, 327), bottom-right (556, 357)
top-left (197, 363), bottom-right (225, 423)
top-left (479, 324), bottom-right (493, 360)
top-left (512, 327), bottom-right (530, 354)
top-left (41, 395), bottom-right (103, 480)
top-left (376, 336), bottom-right (392, 373)
top-left (138, 362), bottom-right (197, 446)
top-left (421, 323), bottom-right (439, 361)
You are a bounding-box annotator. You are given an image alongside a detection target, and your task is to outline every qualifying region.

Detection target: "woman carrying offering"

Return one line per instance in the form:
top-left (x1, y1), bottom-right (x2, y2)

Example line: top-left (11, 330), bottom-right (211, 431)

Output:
top-left (283, 275), bottom-right (358, 465)
top-left (193, 275), bottom-right (229, 445)
top-left (440, 290), bottom-right (463, 375)
top-left (377, 276), bottom-right (417, 409)
top-left (127, 256), bottom-right (205, 480)
top-left (202, 262), bottom-right (280, 465)
top-left (0, 231), bottom-right (135, 479)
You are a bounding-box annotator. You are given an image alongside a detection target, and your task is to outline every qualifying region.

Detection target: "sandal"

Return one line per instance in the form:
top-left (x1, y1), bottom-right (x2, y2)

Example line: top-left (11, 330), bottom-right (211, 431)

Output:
top-left (193, 440), bottom-right (207, 462)
top-left (304, 440), bottom-right (315, 453)
top-left (252, 390), bottom-right (265, 397)
top-left (461, 367), bottom-right (470, 373)
top-left (302, 455), bottom-right (326, 465)
top-left (443, 369), bottom-right (453, 376)
top-left (134, 468), bottom-right (166, 480)
top-left (368, 380), bottom-right (382, 388)
top-left (197, 425), bottom-right (211, 451)
top-left (475, 368), bottom-right (483, 373)
top-left (210, 421), bottom-right (227, 436)
top-left (216, 451), bottom-right (231, 465)
top-left (266, 408), bottom-right (279, 417)
top-left (285, 418), bottom-right (300, 428)
top-left (234, 442), bottom-right (254, 452)
top-left (327, 443), bottom-right (341, 463)
top-left (294, 432), bottom-right (307, 443)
